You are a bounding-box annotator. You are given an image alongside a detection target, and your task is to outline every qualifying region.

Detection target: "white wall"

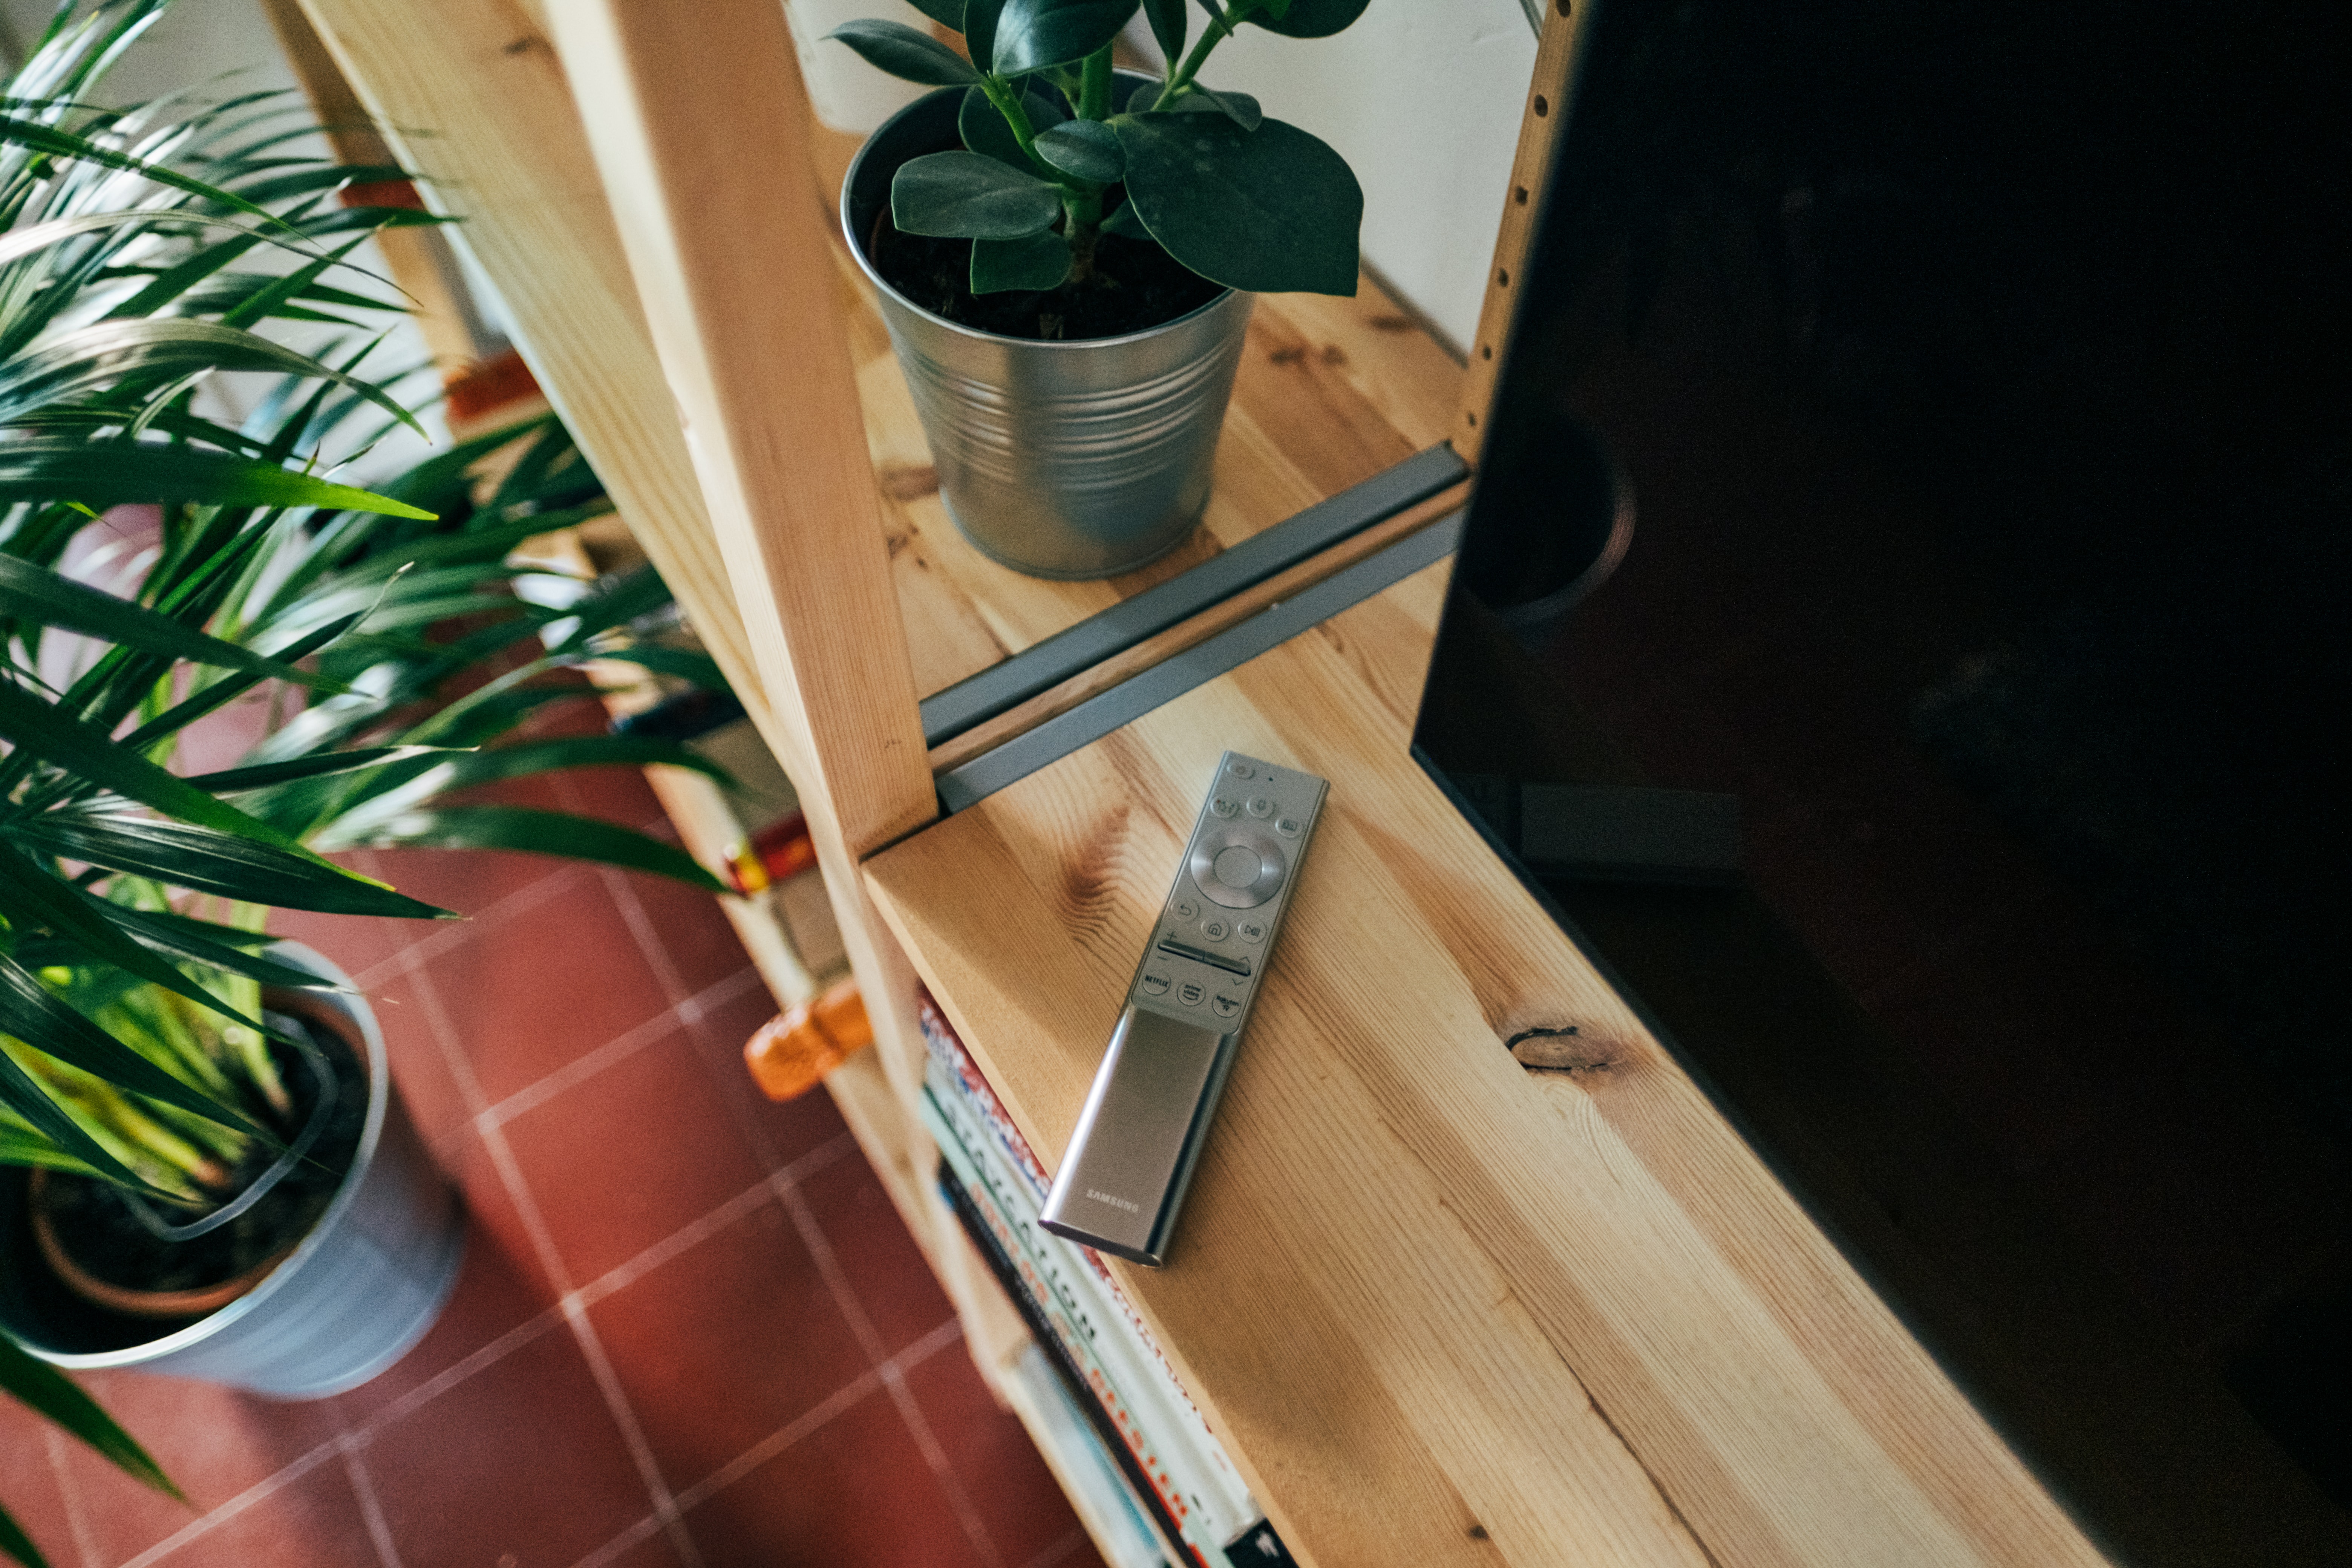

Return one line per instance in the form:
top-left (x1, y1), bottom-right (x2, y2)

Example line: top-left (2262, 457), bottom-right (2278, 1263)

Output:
top-left (1128, 0), bottom-right (1537, 355)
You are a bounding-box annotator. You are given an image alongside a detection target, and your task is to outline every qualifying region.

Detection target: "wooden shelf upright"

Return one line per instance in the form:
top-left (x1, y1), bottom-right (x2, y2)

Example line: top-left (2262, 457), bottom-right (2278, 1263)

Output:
top-left (288, 0), bottom-right (2121, 1562)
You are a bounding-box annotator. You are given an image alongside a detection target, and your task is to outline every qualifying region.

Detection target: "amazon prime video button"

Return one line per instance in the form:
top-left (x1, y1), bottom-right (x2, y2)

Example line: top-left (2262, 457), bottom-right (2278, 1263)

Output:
top-left (1178, 980), bottom-right (1206, 1008)
top-left (1140, 972), bottom-right (1169, 996)
top-left (1274, 815), bottom-right (1303, 838)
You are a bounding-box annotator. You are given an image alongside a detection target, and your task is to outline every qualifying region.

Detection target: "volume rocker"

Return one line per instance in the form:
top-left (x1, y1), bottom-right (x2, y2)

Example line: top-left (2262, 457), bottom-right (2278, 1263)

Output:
top-left (1154, 937), bottom-right (1251, 978)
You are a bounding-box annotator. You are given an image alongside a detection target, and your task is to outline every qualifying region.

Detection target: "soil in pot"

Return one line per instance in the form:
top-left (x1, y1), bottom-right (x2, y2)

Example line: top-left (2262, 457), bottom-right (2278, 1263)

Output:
top-left (867, 207), bottom-right (1222, 342)
top-left (29, 1004), bottom-right (367, 1318)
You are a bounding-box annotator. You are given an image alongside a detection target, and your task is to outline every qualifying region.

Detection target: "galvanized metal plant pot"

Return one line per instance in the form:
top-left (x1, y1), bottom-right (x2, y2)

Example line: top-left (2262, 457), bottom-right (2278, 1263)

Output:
top-left (0, 945), bottom-right (464, 1400)
top-left (844, 79), bottom-right (1254, 580)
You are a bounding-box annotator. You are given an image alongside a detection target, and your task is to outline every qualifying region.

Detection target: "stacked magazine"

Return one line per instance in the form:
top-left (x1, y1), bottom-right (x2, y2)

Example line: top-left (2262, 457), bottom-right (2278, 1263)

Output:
top-left (916, 992), bottom-right (1296, 1568)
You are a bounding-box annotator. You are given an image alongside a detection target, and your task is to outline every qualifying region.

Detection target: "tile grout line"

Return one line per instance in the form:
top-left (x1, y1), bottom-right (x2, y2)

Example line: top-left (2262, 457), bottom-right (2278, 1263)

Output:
top-left (777, 1174), bottom-right (1005, 1568)
top-left (352, 862), bottom-right (590, 995)
top-left (564, 1512), bottom-right (668, 1568)
top-left (112, 1442), bottom-right (345, 1568)
top-left (596, 862), bottom-right (691, 1009)
top-left (1022, 1525), bottom-right (1093, 1568)
top-left (41, 1424), bottom-right (98, 1568)
top-left (338, 1437), bottom-right (407, 1568)
top-left (402, 954), bottom-right (702, 1567)
top-left (562, 1299), bottom-right (706, 1568)
top-left (475, 965), bottom-right (767, 1136)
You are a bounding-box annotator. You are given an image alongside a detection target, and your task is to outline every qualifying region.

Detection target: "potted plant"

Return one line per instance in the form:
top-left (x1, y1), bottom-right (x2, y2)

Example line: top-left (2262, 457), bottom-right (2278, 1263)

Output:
top-left (828, 0), bottom-right (1369, 578)
top-left (0, 3), bottom-right (727, 1558)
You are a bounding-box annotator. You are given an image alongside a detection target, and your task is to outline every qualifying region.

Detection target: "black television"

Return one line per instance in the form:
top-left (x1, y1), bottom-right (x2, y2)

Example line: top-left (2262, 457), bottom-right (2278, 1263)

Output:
top-left (1416, 3), bottom-right (2352, 1562)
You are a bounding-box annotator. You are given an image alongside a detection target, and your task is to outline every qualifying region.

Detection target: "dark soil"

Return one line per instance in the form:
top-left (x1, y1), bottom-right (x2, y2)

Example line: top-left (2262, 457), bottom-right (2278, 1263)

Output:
top-left (868, 205), bottom-right (1223, 341)
top-left (38, 1007), bottom-right (366, 1295)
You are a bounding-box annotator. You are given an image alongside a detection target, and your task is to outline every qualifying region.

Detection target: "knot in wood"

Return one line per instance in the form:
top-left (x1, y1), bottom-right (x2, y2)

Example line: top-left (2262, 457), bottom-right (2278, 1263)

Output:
top-left (1506, 1024), bottom-right (1620, 1076)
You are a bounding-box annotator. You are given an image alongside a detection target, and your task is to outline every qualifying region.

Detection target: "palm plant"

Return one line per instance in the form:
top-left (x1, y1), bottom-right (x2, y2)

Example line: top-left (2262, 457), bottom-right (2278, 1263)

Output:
top-left (0, 4), bottom-right (726, 1561)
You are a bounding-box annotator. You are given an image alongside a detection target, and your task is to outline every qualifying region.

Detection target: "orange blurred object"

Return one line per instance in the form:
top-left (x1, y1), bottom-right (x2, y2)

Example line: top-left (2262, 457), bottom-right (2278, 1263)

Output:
top-left (443, 347), bottom-right (543, 427)
top-left (743, 978), bottom-right (873, 1101)
top-left (720, 812), bottom-right (816, 896)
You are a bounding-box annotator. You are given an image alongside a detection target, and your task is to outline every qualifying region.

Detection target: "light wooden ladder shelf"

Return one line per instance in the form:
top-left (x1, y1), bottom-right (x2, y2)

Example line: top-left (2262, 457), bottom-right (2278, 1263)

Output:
top-left (287, 0), bottom-right (2116, 1562)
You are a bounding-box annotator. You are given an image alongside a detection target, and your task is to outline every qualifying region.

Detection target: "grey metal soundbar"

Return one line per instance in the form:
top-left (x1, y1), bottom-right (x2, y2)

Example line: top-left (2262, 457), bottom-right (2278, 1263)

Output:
top-left (937, 509), bottom-right (1464, 812)
top-left (917, 443), bottom-right (1468, 747)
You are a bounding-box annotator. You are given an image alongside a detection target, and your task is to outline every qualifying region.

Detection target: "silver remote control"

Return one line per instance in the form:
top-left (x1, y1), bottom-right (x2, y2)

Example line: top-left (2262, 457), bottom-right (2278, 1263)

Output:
top-left (1040, 751), bottom-right (1326, 1267)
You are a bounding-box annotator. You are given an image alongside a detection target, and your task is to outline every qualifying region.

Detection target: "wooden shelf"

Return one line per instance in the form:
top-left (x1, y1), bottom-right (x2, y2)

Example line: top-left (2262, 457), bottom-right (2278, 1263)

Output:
top-left (292, 0), bottom-right (2119, 1560)
top-left (863, 562), bottom-right (2105, 1567)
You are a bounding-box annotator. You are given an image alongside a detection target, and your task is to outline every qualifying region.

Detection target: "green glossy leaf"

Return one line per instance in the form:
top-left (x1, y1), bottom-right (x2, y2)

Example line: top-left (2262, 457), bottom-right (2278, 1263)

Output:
top-left (1034, 118), bottom-right (1122, 181)
top-left (1142, 0), bottom-right (1186, 64)
top-left (0, 557), bottom-right (345, 693)
top-left (8, 814), bottom-right (450, 919)
top-left (344, 805), bottom-right (724, 892)
top-left (992, 0), bottom-right (1138, 75)
top-left (1111, 112), bottom-right (1360, 294)
top-left (185, 746), bottom-right (453, 794)
top-left (0, 1501), bottom-right (44, 1568)
top-left (972, 228), bottom-right (1074, 292)
top-left (959, 83), bottom-right (1064, 173)
top-left (1220, 0), bottom-right (1363, 34)
top-left (1178, 86), bottom-right (1262, 131)
top-left (0, 319), bottom-right (420, 436)
top-left (0, 1303), bottom-right (178, 1498)
top-left (0, 678), bottom-right (392, 889)
top-left (106, 907), bottom-right (352, 992)
top-left (1101, 194), bottom-right (1153, 238)
top-left (579, 644), bottom-right (728, 689)
top-left (906, 0), bottom-right (967, 26)
top-left (0, 954), bottom-right (264, 1138)
top-left (825, 19), bottom-right (979, 85)
top-left (0, 110), bottom-right (296, 230)
top-left (0, 1041), bottom-right (149, 1192)
top-left (963, 0), bottom-right (1008, 77)
top-left (891, 151), bottom-right (1060, 239)
top-left (0, 440), bottom-right (435, 517)
top-left (0, 209), bottom-right (250, 267)
top-left (541, 563), bottom-right (674, 654)
top-left (1127, 80), bottom-right (1161, 113)
top-left (0, 841), bottom-right (273, 1038)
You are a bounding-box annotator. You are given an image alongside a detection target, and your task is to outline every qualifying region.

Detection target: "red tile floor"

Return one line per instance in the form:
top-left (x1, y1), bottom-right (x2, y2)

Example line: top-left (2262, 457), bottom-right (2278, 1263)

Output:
top-left (3, 757), bottom-right (1101, 1568)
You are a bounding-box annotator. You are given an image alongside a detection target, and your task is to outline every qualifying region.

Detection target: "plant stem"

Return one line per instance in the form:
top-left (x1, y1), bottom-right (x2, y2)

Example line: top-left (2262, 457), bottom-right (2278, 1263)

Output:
top-left (1079, 44), bottom-right (1115, 120)
top-left (1155, 0), bottom-right (1260, 109)
top-left (979, 76), bottom-right (1066, 185)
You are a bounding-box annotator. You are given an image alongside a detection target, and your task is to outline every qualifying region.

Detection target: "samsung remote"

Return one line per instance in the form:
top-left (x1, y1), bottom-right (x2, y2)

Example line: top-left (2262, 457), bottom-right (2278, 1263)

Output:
top-left (1040, 751), bottom-right (1327, 1266)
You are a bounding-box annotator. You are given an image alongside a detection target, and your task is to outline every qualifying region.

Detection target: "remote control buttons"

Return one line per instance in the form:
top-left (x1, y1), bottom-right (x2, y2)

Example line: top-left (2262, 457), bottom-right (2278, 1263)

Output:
top-left (1211, 994), bottom-right (1241, 1019)
top-left (1202, 919), bottom-right (1229, 941)
top-left (1189, 825), bottom-right (1286, 908)
top-left (1140, 972), bottom-right (1170, 996)
top-left (1210, 795), bottom-right (1239, 818)
top-left (1225, 761), bottom-right (1254, 780)
top-left (1245, 795), bottom-right (1274, 818)
top-left (1237, 919), bottom-right (1267, 944)
top-left (1177, 980), bottom-right (1206, 1008)
top-left (1172, 897), bottom-right (1199, 922)
top-left (1274, 815), bottom-right (1303, 838)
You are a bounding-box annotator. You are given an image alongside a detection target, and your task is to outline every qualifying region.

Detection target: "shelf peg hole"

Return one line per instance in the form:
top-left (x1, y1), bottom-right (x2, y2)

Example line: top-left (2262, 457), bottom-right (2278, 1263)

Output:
top-left (1481, 344), bottom-right (1493, 361)
top-left (1497, 268), bottom-right (1510, 287)
top-left (1533, 94), bottom-right (1549, 117)
top-left (1514, 185), bottom-right (1529, 205)
top-left (1556, 0), bottom-right (1572, 14)
top-left (1465, 410), bottom-right (1479, 428)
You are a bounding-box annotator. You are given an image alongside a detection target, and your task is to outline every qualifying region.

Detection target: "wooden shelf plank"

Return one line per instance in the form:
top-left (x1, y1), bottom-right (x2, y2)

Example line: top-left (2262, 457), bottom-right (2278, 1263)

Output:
top-left (863, 565), bottom-right (2111, 1568)
top-left (837, 245), bottom-right (1467, 704)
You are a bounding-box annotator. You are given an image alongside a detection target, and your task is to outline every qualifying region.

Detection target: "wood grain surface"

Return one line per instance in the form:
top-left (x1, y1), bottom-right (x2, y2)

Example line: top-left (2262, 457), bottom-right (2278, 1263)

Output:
top-left (865, 565), bottom-right (2112, 1568)
top-left (850, 255), bottom-right (1467, 704)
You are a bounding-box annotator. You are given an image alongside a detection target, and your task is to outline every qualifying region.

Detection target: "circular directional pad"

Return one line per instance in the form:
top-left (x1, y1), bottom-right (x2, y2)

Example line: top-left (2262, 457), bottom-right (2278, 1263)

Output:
top-left (1189, 825), bottom-right (1287, 909)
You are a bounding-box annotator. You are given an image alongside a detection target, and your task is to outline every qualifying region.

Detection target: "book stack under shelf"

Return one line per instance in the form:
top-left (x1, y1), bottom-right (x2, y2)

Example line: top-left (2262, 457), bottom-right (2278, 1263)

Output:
top-left (918, 992), bottom-right (1293, 1568)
